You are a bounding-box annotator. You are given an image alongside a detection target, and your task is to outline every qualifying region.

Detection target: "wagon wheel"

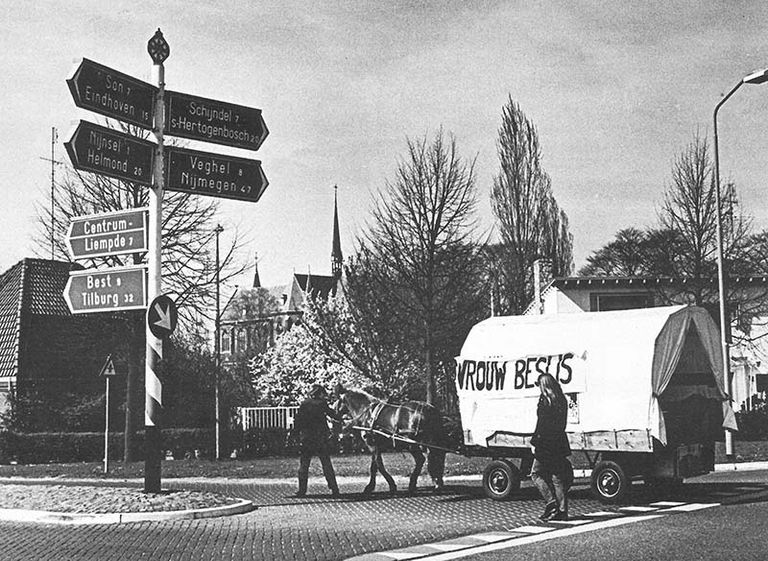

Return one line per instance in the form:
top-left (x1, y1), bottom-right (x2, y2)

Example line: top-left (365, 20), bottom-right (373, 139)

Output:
top-left (591, 460), bottom-right (630, 504)
top-left (482, 459), bottom-right (521, 501)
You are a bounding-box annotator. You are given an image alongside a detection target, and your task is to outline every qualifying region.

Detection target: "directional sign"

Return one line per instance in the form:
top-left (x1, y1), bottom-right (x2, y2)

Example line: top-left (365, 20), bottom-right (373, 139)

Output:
top-left (67, 207), bottom-right (149, 260)
top-left (99, 354), bottom-right (118, 377)
top-left (65, 120), bottom-right (155, 186)
top-left (147, 294), bottom-right (178, 339)
top-left (165, 90), bottom-right (268, 151)
top-left (67, 58), bottom-right (157, 129)
top-left (64, 266), bottom-right (147, 314)
top-left (165, 146), bottom-right (269, 203)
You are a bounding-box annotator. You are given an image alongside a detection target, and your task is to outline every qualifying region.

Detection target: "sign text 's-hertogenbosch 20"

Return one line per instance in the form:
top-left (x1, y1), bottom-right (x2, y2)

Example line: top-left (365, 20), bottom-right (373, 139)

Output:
top-left (165, 90), bottom-right (268, 151)
top-left (65, 121), bottom-right (155, 186)
top-left (64, 266), bottom-right (147, 314)
top-left (67, 58), bottom-right (157, 129)
top-left (66, 208), bottom-right (149, 260)
top-left (165, 146), bottom-right (269, 203)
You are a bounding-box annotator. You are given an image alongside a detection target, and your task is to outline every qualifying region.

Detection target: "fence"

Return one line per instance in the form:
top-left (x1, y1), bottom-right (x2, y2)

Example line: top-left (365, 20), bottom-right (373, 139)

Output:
top-left (239, 406), bottom-right (299, 431)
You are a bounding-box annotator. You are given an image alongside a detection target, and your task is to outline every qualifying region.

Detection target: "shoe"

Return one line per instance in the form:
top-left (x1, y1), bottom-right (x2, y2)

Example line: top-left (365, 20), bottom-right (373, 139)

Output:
top-left (539, 502), bottom-right (558, 521)
top-left (550, 510), bottom-right (568, 521)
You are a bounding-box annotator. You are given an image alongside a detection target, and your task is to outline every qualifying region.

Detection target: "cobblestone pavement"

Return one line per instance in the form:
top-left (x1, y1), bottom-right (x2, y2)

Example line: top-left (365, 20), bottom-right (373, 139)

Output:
top-left (1, 472), bottom-right (766, 561)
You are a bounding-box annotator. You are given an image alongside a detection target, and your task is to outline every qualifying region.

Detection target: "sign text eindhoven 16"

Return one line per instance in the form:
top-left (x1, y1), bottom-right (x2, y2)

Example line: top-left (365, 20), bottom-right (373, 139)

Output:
top-left (165, 90), bottom-right (269, 151)
top-left (65, 121), bottom-right (155, 186)
top-left (67, 58), bottom-right (157, 129)
top-left (165, 146), bottom-right (269, 203)
top-left (64, 266), bottom-right (147, 314)
top-left (66, 207), bottom-right (149, 260)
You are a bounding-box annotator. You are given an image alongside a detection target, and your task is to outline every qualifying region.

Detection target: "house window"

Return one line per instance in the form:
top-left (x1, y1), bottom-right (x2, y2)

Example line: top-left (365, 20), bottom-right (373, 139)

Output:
top-left (221, 329), bottom-right (231, 354)
top-left (236, 329), bottom-right (247, 354)
top-left (590, 292), bottom-right (653, 312)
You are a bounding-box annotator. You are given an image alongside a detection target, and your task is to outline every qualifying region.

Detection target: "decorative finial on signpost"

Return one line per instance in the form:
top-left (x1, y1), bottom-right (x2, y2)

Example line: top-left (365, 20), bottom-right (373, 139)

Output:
top-left (147, 28), bottom-right (170, 64)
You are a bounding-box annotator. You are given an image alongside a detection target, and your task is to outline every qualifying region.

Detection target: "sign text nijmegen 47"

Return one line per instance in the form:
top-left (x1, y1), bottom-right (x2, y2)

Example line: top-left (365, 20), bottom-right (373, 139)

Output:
top-left (165, 146), bottom-right (268, 203)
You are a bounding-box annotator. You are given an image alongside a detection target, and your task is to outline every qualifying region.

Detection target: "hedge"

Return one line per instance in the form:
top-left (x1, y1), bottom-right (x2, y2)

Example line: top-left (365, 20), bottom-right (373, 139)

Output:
top-left (0, 428), bottom-right (227, 464)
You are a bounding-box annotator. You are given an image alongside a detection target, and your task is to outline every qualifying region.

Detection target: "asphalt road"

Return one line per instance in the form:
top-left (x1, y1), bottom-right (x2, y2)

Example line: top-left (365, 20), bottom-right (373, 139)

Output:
top-left (0, 469), bottom-right (766, 561)
top-left (457, 485), bottom-right (768, 561)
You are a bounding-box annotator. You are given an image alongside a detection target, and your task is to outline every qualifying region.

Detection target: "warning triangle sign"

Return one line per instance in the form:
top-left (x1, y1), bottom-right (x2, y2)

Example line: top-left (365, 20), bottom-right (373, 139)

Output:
top-left (99, 355), bottom-right (117, 377)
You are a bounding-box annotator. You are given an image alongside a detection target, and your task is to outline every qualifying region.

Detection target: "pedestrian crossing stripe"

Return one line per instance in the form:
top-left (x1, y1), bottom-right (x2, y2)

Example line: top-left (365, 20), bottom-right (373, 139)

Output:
top-left (345, 501), bottom-right (722, 561)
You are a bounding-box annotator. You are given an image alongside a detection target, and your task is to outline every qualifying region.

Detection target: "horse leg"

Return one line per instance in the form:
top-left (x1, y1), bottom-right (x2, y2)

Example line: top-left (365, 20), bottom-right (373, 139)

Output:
top-left (363, 452), bottom-right (377, 496)
top-left (408, 447), bottom-right (425, 495)
top-left (427, 449), bottom-right (446, 493)
top-left (375, 450), bottom-right (397, 496)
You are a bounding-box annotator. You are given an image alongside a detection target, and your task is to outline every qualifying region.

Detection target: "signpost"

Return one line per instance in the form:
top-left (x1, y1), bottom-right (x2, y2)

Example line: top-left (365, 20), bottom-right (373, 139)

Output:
top-left (66, 207), bottom-right (149, 260)
top-left (165, 90), bottom-right (268, 151)
top-left (99, 355), bottom-right (118, 474)
top-left (64, 266), bottom-right (147, 314)
top-left (67, 58), bottom-right (157, 129)
top-left (64, 120), bottom-right (155, 186)
top-left (65, 29), bottom-right (271, 494)
top-left (165, 146), bottom-right (269, 202)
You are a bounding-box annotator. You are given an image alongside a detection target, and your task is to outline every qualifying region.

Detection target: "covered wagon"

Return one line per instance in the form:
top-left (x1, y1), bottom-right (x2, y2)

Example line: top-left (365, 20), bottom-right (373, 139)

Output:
top-left (455, 305), bottom-right (738, 502)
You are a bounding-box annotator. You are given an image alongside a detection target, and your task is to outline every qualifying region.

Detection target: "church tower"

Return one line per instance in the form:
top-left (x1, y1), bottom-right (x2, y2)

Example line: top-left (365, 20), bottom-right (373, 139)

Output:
top-left (331, 186), bottom-right (343, 280)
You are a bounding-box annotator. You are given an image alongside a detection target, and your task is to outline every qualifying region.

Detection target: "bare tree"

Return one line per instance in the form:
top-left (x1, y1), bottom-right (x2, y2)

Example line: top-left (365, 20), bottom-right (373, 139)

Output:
top-left (360, 129), bottom-right (486, 404)
top-left (491, 97), bottom-right (573, 314)
top-left (658, 133), bottom-right (750, 304)
top-left (34, 129), bottom-right (248, 460)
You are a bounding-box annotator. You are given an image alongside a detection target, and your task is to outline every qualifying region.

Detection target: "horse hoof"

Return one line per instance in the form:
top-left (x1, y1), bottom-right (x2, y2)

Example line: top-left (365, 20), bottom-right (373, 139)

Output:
top-left (362, 487), bottom-right (374, 496)
top-left (388, 488), bottom-right (397, 497)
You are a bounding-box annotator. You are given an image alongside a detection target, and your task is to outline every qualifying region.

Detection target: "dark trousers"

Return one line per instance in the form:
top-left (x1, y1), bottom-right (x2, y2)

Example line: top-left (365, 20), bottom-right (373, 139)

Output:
top-left (531, 457), bottom-right (572, 514)
top-left (297, 439), bottom-right (338, 494)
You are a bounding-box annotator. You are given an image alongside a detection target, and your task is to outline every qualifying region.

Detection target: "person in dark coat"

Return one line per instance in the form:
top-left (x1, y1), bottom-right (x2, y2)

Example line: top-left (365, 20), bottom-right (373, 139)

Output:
top-left (293, 384), bottom-right (341, 497)
top-left (530, 373), bottom-right (573, 520)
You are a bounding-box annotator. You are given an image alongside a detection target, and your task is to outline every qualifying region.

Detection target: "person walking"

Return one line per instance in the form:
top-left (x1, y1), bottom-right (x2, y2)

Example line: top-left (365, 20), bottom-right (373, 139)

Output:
top-left (293, 384), bottom-right (341, 497)
top-left (530, 373), bottom-right (573, 521)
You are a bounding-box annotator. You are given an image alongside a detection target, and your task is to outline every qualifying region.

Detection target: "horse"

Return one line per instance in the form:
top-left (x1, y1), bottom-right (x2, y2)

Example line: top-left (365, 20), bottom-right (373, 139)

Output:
top-left (334, 384), bottom-right (452, 496)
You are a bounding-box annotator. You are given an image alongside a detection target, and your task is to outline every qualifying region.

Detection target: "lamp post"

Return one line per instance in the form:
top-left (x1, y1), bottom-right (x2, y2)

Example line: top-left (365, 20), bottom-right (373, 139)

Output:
top-left (713, 67), bottom-right (768, 457)
top-left (214, 224), bottom-right (224, 460)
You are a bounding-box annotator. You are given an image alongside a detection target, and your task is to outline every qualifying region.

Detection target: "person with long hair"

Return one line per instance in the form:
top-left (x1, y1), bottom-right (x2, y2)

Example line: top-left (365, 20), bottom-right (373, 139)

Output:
top-left (530, 373), bottom-right (573, 520)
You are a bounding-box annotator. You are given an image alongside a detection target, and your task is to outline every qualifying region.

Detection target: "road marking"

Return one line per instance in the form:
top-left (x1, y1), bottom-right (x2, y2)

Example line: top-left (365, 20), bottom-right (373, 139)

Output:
top-left (370, 515), bottom-right (665, 561)
top-left (513, 525), bottom-right (554, 534)
top-left (472, 533), bottom-right (515, 542)
top-left (662, 503), bottom-right (719, 512)
top-left (345, 501), bottom-right (723, 561)
top-left (619, 506), bottom-right (659, 513)
top-left (428, 544), bottom-right (471, 552)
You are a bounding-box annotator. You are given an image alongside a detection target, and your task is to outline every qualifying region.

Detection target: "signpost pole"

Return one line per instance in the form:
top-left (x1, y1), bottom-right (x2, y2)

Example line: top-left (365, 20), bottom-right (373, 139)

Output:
top-left (144, 29), bottom-right (169, 494)
top-left (103, 376), bottom-right (110, 474)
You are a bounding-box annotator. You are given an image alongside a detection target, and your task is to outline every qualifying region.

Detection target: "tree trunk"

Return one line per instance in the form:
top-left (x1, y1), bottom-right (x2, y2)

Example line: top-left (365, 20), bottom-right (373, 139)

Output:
top-left (123, 318), bottom-right (142, 463)
top-left (425, 327), bottom-right (435, 405)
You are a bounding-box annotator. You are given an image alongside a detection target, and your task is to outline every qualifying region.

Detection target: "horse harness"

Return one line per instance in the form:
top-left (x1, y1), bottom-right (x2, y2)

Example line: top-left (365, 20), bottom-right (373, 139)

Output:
top-left (351, 398), bottom-right (426, 446)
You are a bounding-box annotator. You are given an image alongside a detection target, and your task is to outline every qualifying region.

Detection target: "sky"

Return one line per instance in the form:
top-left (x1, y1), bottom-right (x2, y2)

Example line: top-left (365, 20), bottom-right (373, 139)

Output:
top-left (2, 1), bottom-right (768, 291)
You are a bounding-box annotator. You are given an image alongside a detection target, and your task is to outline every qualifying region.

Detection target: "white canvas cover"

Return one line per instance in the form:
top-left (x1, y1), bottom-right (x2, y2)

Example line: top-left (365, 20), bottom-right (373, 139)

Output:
top-left (455, 305), bottom-right (737, 448)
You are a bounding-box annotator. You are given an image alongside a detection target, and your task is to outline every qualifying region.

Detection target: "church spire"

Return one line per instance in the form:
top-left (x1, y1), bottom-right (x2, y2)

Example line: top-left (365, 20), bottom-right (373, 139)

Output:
top-left (252, 253), bottom-right (261, 288)
top-left (331, 185), bottom-right (343, 280)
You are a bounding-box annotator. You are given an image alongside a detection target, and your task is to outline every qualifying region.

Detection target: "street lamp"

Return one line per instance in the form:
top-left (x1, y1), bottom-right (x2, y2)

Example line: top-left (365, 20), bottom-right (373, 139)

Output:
top-left (713, 66), bottom-right (768, 457)
top-left (214, 224), bottom-right (224, 460)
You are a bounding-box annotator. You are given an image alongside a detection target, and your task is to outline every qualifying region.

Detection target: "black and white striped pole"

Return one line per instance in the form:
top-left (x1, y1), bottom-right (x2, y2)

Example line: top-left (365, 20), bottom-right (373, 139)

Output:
top-left (144, 29), bottom-right (169, 493)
